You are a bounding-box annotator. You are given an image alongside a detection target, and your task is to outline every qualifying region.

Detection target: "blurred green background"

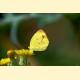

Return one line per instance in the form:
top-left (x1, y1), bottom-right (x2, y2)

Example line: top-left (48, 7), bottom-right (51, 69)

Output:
top-left (0, 13), bottom-right (80, 66)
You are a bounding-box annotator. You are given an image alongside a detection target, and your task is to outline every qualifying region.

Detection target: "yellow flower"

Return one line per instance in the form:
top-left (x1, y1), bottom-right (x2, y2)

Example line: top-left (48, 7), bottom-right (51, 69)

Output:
top-left (0, 58), bottom-right (11, 65)
top-left (14, 49), bottom-right (33, 56)
top-left (7, 50), bottom-right (13, 54)
top-left (14, 49), bottom-right (25, 56)
top-left (26, 50), bottom-right (33, 56)
top-left (7, 49), bottom-right (14, 58)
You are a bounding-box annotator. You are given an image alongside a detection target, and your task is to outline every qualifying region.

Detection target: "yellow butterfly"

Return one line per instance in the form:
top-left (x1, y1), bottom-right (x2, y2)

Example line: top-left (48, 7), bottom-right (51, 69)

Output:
top-left (29, 29), bottom-right (49, 51)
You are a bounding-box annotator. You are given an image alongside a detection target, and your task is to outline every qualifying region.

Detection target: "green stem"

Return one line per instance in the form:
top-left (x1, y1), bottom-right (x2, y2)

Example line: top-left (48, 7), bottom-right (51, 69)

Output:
top-left (19, 56), bottom-right (24, 66)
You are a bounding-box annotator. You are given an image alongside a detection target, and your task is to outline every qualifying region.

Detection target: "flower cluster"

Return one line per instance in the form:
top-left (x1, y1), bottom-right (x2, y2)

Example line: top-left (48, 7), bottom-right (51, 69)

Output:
top-left (0, 49), bottom-right (33, 66)
top-left (0, 58), bottom-right (11, 65)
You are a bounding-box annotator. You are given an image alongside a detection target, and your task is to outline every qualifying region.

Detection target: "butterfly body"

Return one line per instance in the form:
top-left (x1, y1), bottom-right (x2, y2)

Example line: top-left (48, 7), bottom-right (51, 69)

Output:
top-left (29, 29), bottom-right (49, 51)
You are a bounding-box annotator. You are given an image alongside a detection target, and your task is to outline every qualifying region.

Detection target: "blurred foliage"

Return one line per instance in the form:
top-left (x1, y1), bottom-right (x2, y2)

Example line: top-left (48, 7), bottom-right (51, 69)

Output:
top-left (65, 13), bottom-right (80, 33)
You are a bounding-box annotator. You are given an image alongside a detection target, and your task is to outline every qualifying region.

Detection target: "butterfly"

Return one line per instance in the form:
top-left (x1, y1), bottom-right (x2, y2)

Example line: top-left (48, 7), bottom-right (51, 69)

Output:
top-left (29, 29), bottom-right (49, 51)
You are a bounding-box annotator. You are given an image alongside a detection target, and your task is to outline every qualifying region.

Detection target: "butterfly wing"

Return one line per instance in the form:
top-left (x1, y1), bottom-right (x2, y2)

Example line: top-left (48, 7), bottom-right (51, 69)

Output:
top-left (29, 29), bottom-right (49, 51)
